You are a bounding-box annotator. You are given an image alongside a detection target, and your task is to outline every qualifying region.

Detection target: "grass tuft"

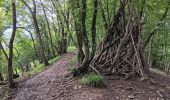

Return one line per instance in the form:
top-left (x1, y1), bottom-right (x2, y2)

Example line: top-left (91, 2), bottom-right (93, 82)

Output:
top-left (67, 46), bottom-right (77, 52)
top-left (81, 73), bottom-right (104, 87)
top-left (49, 56), bottom-right (61, 64)
top-left (67, 67), bottom-right (80, 77)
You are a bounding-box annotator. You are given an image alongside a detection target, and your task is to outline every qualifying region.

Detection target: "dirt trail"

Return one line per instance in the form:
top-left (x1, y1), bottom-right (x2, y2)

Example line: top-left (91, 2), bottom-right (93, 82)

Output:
top-left (14, 52), bottom-right (170, 100)
top-left (14, 52), bottom-right (102, 100)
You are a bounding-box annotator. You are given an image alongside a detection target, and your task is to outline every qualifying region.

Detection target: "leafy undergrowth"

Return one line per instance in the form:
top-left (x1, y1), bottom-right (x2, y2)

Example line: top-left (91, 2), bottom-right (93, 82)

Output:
top-left (67, 55), bottom-right (104, 87)
top-left (49, 56), bottom-right (61, 64)
top-left (23, 56), bottom-right (60, 77)
top-left (81, 73), bottom-right (104, 87)
top-left (67, 46), bottom-right (77, 52)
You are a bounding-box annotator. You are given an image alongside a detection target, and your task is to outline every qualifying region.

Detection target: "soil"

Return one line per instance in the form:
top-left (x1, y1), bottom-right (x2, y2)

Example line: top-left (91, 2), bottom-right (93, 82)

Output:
top-left (8, 52), bottom-right (170, 100)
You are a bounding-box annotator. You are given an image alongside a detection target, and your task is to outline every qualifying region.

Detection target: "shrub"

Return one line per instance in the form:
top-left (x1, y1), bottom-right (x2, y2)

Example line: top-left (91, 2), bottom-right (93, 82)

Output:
top-left (67, 67), bottom-right (80, 77)
top-left (81, 73), bottom-right (104, 87)
top-left (67, 46), bottom-right (77, 52)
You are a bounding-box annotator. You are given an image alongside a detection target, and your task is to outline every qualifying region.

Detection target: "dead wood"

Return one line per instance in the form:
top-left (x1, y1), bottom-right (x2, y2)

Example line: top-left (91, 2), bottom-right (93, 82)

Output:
top-left (89, 0), bottom-right (150, 80)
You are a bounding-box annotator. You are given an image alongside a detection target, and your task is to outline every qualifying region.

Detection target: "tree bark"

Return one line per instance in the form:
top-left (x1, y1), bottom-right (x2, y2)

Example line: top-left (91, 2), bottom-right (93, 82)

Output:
top-left (21, 0), bottom-right (49, 66)
top-left (75, 21), bottom-right (85, 65)
top-left (99, 1), bottom-right (108, 31)
top-left (79, 0), bottom-right (90, 72)
top-left (41, 1), bottom-right (56, 57)
top-left (71, 0), bottom-right (85, 65)
top-left (32, 0), bottom-right (49, 65)
top-left (32, 14), bottom-right (49, 66)
top-left (90, 0), bottom-right (98, 61)
top-left (29, 30), bottom-right (39, 60)
top-left (0, 42), bottom-right (8, 61)
top-left (51, 0), bottom-right (67, 54)
top-left (42, 20), bottom-right (52, 58)
top-left (0, 70), bottom-right (4, 81)
top-left (8, 0), bottom-right (16, 88)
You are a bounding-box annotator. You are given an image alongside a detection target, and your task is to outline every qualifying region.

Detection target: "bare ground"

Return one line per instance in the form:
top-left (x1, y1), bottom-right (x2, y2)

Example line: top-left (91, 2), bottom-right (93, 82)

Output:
top-left (11, 52), bottom-right (170, 100)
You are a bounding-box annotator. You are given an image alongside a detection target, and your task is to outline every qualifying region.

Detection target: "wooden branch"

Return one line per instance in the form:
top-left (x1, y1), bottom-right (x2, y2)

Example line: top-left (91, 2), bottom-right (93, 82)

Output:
top-left (0, 42), bottom-right (8, 60)
top-left (21, 0), bottom-right (33, 14)
top-left (89, 65), bottom-right (100, 75)
top-left (32, 0), bottom-right (36, 15)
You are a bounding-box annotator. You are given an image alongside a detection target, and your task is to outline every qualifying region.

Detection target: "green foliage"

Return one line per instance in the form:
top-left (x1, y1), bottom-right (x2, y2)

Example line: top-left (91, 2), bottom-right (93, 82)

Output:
top-left (81, 73), bottom-right (104, 87)
top-left (67, 67), bottom-right (79, 75)
top-left (67, 46), bottom-right (77, 52)
top-left (0, 0), bottom-right (3, 5)
top-left (0, 7), bottom-right (5, 31)
top-left (23, 63), bottom-right (44, 77)
top-left (48, 56), bottom-right (60, 64)
top-left (23, 56), bottom-right (60, 77)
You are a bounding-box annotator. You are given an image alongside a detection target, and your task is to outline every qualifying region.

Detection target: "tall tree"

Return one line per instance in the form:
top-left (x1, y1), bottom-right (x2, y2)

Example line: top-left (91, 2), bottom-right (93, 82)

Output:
top-left (70, 0), bottom-right (84, 65)
top-left (90, 0), bottom-right (98, 61)
top-left (51, 0), bottom-right (67, 54)
top-left (99, 1), bottom-right (108, 31)
top-left (21, 0), bottom-right (49, 66)
top-left (40, 0), bottom-right (56, 57)
top-left (8, 0), bottom-right (17, 88)
top-left (78, 0), bottom-right (90, 72)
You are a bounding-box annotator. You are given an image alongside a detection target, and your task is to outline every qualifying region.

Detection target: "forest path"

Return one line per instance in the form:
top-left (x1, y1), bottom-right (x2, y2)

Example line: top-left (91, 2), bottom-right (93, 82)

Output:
top-left (14, 52), bottom-right (102, 100)
top-left (13, 52), bottom-right (170, 100)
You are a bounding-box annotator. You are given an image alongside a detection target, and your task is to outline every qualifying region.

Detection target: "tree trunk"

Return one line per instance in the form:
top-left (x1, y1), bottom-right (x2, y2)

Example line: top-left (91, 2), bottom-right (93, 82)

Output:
top-left (65, 11), bottom-right (77, 47)
top-left (90, 0), bottom-right (98, 61)
top-left (78, 0), bottom-right (90, 72)
top-left (21, 0), bottom-right (49, 66)
top-left (8, 0), bottom-right (16, 88)
top-left (41, 1), bottom-right (56, 57)
top-left (75, 22), bottom-right (85, 65)
top-left (51, 0), bottom-right (67, 54)
top-left (0, 42), bottom-right (8, 61)
top-left (29, 30), bottom-right (39, 60)
top-left (71, 0), bottom-right (85, 65)
top-left (59, 17), bottom-right (67, 54)
top-left (42, 20), bottom-right (52, 58)
top-left (0, 70), bottom-right (4, 81)
top-left (32, 13), bottom-right (49, 66)
top-left (2, 39), bottom-right (25, 73)
top-left (99, 1), bottom-right (108, 31)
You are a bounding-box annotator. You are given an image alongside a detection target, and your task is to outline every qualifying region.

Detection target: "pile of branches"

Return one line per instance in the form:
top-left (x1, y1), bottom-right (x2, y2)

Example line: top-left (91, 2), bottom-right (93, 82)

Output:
top-left (90, 0), bottom-right (150, 80)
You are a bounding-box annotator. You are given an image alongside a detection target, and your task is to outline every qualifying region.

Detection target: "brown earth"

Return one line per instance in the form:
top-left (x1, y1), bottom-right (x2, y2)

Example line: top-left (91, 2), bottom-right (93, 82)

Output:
top-left (9, 52), bottom-right (170, 100)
